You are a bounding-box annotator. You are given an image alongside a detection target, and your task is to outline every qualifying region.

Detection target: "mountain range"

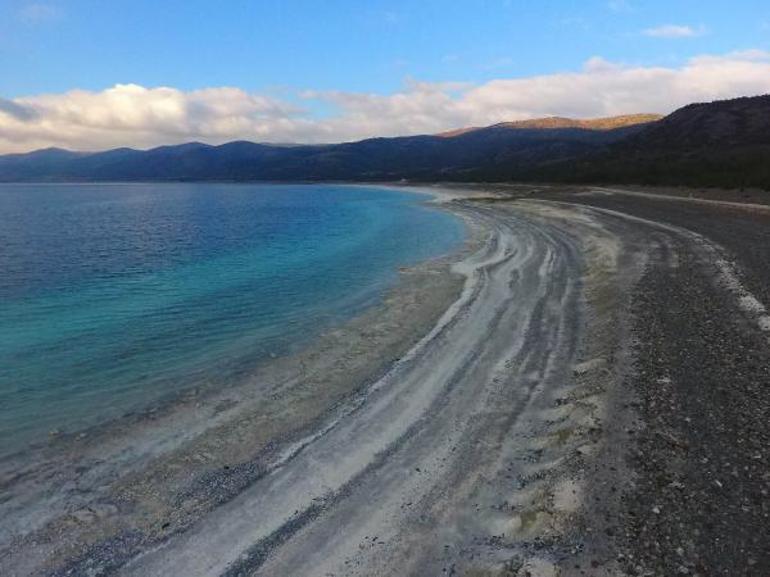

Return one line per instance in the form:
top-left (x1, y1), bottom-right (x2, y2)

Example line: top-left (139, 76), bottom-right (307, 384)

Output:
top-left (1, 95), bottom-right (768, 189)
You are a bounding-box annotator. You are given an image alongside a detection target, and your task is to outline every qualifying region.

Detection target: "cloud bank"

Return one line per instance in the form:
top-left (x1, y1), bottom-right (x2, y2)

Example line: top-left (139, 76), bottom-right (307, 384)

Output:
top-left (2, 50), bottom-right (770, 153)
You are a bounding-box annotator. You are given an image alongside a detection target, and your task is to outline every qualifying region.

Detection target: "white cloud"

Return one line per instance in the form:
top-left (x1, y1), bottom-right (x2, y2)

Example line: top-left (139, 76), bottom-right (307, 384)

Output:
top-left (0, 98), bottom-right (38, 121)
top-left (18, 2), bottom-right (60, 23)
top-left (481, 57), bottom-right (515, 71)
top-left (643, 24), bottom-right (706, 38)
top-left (2, 50), bottom-right (770, 153)
top-left (607, 0), bottom-right (633, 13)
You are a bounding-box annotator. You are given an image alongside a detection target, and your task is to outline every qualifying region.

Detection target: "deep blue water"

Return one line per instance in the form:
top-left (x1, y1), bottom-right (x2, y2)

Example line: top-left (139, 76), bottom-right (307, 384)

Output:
top-left (0, 183), bottom-right (463, 455)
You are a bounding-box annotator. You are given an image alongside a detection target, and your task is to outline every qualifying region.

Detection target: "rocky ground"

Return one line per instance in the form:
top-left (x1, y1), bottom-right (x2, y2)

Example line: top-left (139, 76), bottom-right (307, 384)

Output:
top-left (1, 186), bottom-right (768, 577)
top-left (530, 188), bottom-right (770, 577)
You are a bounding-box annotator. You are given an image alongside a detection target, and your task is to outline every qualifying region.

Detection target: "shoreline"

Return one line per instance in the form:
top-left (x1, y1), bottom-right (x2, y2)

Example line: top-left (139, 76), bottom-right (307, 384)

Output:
top-left (0, 188), bottom-right (485, 573)
top-left (0, 183), bottom-right (469, 461)
top-left (2, 184), bottom-right (768, 576)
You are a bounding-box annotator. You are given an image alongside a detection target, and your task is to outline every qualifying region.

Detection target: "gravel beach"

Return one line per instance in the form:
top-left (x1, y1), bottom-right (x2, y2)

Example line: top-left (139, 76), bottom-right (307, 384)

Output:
top-left (533, 187), bottom-right (770, 577)
top-left (1, 186), bottom-right (767, 577)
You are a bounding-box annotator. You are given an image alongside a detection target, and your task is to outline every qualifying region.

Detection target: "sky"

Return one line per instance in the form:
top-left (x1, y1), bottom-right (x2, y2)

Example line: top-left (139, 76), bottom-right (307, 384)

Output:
top-left (1, 0), bottom-right (770, 153)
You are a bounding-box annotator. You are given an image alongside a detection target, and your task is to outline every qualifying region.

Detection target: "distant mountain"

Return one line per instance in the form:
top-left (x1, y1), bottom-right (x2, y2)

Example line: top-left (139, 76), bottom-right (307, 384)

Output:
top-left (502, 114), bottom-right (664, 131)
top-left (0, 147), bottom-right (87, 178)
top-left (1, 96), bottom-right (768, 189)
top-left (537, 95), bottom-right (770, 189)
top-left (437, 114), bottom-right (662, 137)
top-left (0, 115), bottom-right (656, 183)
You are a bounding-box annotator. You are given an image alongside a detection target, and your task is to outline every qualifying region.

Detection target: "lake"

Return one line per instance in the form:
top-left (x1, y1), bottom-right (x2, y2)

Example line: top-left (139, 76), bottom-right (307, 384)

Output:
top-left (0, 183), bottom-right (463, 455)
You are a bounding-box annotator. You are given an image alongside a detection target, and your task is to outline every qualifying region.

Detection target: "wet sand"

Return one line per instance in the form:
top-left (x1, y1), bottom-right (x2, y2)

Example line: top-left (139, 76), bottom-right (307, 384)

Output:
top-left (2, 186), bottom-right (768, 576)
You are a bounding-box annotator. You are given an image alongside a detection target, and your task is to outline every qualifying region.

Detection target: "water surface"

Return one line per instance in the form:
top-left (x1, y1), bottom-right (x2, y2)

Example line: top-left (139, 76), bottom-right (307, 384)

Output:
top-left (0, 183), bottom-right (463, 455)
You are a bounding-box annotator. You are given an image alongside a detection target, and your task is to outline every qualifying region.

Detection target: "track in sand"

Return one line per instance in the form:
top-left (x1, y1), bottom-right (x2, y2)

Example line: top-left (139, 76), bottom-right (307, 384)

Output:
top-left (3, 189), bottom-right (768, 577)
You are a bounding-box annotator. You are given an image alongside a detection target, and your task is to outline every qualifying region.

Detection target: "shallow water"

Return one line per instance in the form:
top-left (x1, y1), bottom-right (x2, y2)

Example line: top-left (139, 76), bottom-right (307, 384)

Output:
top-left (0, 183), bottom-right (463, 455)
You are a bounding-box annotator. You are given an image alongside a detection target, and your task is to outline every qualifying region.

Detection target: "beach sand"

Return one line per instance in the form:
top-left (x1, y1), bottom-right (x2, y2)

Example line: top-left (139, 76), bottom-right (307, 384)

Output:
top-left (2, 186), bottom-right (768, 576)
top-left (0, 190), bottom-right (479, 574)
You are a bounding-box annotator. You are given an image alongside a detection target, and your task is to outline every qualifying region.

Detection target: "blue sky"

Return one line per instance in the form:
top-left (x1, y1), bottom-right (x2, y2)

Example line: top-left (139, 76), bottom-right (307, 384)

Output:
top-left (1, 0), bottom-right (770, 152)
top-left (3, 0), bottom-right (769, 96)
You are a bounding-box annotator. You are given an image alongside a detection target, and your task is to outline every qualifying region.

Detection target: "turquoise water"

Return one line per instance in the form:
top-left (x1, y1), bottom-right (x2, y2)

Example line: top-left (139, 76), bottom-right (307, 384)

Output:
top-left (0, 183), bottom-right (463, 455)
